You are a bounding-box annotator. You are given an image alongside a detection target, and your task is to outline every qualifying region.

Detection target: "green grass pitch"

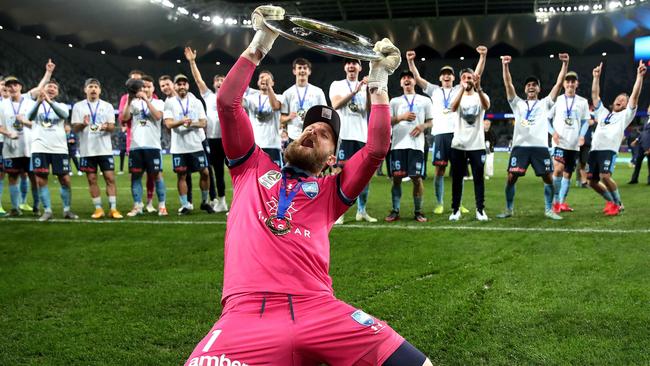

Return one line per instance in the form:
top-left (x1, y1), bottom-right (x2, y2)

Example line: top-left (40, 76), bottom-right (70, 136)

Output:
top-left (1, 152), bottom-right (650, 365)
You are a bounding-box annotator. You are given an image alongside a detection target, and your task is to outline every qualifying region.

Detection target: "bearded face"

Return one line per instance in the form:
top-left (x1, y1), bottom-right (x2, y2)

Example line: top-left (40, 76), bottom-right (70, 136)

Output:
top-left (283, 122), bottom-right (336, 174)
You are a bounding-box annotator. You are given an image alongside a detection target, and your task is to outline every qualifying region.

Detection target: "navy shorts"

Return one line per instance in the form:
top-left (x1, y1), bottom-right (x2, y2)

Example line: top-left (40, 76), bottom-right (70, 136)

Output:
top-left (579, 144), bottom-right (590, 165)
top-left (508, 146), bottom-right (553, 176)
top-left (432, 133), bottom-right (453, 166)
top-left (553, 147), bottom-right (578, 173)
top-left (586, 150), bottom-right (617, 181)
top-left (3, 157), bottom-right (31, 174)
top-left (337, 140), bottom-right (365, 167)
top-left (172, 151), bottom-right (208, 173)
top-left (262, 148), bottom-right (283, 168)
top-left (80, 155), bottom-right (115, 173)
top-left (31, 153), bottom-right (71, 176)
top-left (390, 149), bottom-right (425, 178)
top-left (129, 148), bottom-right (162, 174)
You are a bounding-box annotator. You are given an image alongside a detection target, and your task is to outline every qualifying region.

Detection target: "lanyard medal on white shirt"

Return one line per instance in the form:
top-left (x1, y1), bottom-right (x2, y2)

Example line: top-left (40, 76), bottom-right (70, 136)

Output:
top-left (346, 80), bottom-right (360, 113)
top-left (256, 94), bottom-right (272, 122)
top-left (403, 94), bottom-right (416, 116)
top-left (11, 97), bottom-right (24, 131)
top-left (87, 100), bottom-right (100, 131)
top-left (564, 95), bottom-right (576, 126)
top-left (442, 88), bottom-right (452, 114)
top-left (139, 99), bottom-right (150, 125)
top-left (522, 99), bottom-right (538, 127)
top-left (41, 102), bottom-right (53, 128)
top-left (177, 96), bottom-right (190, 120)
top-left (296, 85), bottom-right (309, 119)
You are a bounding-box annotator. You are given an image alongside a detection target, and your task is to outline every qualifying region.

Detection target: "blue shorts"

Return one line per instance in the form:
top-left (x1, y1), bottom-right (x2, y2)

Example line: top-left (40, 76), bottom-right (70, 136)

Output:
top-left (553, 147), bottom-right (578, 173)
top-left (390, 149), bottom-right (425, 178)
top-left (129, 148), bottom-right (162, 174)
top-left (173, 151), bottom-right (208, 173)
top-left (337, 140), bottom-right (365, 167)
top-left (508, 147), bottom-right (553, 176)
top-left (586, 150), bottom-right (617, 180)
top-left (31, 153), bottom-right (71, 176)
top-left (80, 155), bottom-right (115, 173)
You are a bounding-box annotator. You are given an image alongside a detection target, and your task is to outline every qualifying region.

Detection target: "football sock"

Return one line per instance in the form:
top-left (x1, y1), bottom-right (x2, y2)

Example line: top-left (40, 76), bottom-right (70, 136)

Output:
top-left (0, 178), bottom-right (4, 207)
top-left (92, 196), bottom-right (102, 209)
top-left (60, 185), bottom-right (71, 212)
top-left (9, 184), bottom-right (20, 209)
top-left (131, 177), bottom-right (143, 204)
top-left (414, 196), bottom-right (423, 213)
top-left (201, 190), bottom-right (209, 203)
top-left (600, 190), bottom-right (613, 202)
top-left (357, 184), bottom-right (369, 213)
top-left (611, 189), bottom-right (621, 205)
top-left (108, 196), bottom-right (117, 210)
top-left (155, 178), bottom-right (166, 204)
top-left (19, 175), bottom-right (28, 203)
top-left (434, 176), bottom-right (444, 205)
top-left (180, 194), bottom-right (189, 207)
top-left (552, 176), bottom-right (562, 202)
top-left (559, 177), bottom-right (570, 204)
top-left (391, 184), bottom-right (401, 211)
top-left (505, 183), bottom-right (515, 211)
top-left (544, 184), bottom-right (554, 211)
top-left (39, 186), bottom-right (51, 211)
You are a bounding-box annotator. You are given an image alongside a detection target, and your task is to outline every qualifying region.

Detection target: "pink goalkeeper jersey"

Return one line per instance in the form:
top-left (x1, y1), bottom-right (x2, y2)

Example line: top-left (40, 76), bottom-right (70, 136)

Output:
top-left (223, 149), bottom-right (352, 301)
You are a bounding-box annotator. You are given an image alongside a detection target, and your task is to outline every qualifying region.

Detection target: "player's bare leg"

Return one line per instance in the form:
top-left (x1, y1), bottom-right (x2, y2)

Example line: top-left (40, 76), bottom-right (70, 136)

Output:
top-left (103, 170), bottom-right (122, 219)
top-left (412, 176), bottom-right (426, 222)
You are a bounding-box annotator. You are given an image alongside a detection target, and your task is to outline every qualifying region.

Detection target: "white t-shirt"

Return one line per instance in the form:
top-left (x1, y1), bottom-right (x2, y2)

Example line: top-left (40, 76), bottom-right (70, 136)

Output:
top-left (129, 98), bottom-right (165, 150)
top-left (329, 79), bottom-right (368, 143)
top-left (424, 82), bottom-right (462, 136)
top-left (163, 95), bottom-right (208, 154)
top-left (591, 103), bottom-right (637, 153)
top-left (451, 92), bottom-right (490, 151)
top-left (281, 83), bottom-right (327, 140)
top-left (508, 95), bottom-right (554, 148)
top-left (389, 93), bottom-right (434, 152)
top-left (0, 97), bottom-right (36, 158)
top-left (201, 89), bottom-right (221, 139)
top-left (31, 101), bottom-right (69, 154)
top-left (71, 99), bottom-right (116, 157)
top-left (243, 93), bottom-right (284, 149)
top-left (550, 94), bottom-right (590, 151)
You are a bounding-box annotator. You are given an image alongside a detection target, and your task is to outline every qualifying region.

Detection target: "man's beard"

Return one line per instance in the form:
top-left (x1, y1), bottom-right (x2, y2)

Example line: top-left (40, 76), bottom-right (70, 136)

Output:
top-left (284, 140), bottom-right (330, 174)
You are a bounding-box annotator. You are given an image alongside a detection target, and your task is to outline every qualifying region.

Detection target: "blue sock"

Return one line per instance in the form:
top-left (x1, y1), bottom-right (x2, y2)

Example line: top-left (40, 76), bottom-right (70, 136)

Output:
top-left (391, 184), bottom-right (402, 211)
top-left (179, 194), bottom-right (188, 207)
top-left (600, 190), bottom-right (613, 202)
top-left (0, 179), bottom-right (4, 208)
top-left (131, 177), bottom-right (143, 204)
top-left (414, 196), bottom-right (423, 213)
top-left (552, 176), bottom-right (562, 202)
top-left (201, 190), bottom-right (209, 203)
top-left (60, 185), bottom-right (71, 211)
top-left (434, 176), bottom-right (444, 205)
top-left (155, 179), bottom-right (166, 203)
top-left (505, 183), bottom-right (515, 211)
top-left (39, 186), bottom-right (51, 211)
top-left (357, 184), bottom-right (369, 213)
top-left (559, 177), bottom-right (570, 204)
top-left (9, 184), bottom-right (20, 209)
top-left (544, 184), bottom-right (554, 211)
top-left (20, 176), bottom-right (28, 204)
top-left (611, 189), bottom-right (621, 205)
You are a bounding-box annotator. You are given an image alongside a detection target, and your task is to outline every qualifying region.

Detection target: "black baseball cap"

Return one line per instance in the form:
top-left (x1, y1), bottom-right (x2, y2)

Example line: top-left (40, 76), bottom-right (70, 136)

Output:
top-left (3, 76), bottom-right (23, 86)
top-left (399, 70), bottom-right (415, 79)
top-left (343, 58), bottom-right (361, 65)
top-left (302, 105), bottom-right (340, 145)
top-left (524, 76), bottom-right (541, 87)
top-left (174, 74), bottom-right (190, 84)
top-left (565, 71), bottom-right (578, 81)
top-left (439, 65), bottom-right (455, 75)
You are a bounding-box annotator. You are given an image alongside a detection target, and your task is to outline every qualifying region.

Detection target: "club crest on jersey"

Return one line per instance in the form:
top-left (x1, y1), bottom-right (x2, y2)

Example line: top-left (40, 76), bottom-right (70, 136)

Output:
top-left (301, 181), bottom-right (319, 199)
top-left (351, 310), bottom-right (375, 327)
top-left (258, 170), bottom-right (282, 189)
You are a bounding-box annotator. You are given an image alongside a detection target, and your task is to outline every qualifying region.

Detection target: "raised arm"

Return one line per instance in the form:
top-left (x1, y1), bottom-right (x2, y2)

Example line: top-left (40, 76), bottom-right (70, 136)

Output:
top-left (184, 47), bottom-right (209, 96)
top-left (28, 59), bottom-right (55, 99)
top-left (339, 39), bottom-right (400, 199)
top-left (501, 56), bottom-right (516, 101)
top-left (592, 62), bottom-right (603, 108)
top-left (405, 51), bottom-right (429, 90)
top-left (548, 53), bottom-right (569, 101)
top-left (475, 45), bottom-right (487, 76)
top-left (474, 73), bottom-right (490, 110)
top-left (629, 60), bottom-right (647, 110)
top-left (450, 87), bottom-right (464, 112)
top-left (264, 75), bottom-right (282, 110)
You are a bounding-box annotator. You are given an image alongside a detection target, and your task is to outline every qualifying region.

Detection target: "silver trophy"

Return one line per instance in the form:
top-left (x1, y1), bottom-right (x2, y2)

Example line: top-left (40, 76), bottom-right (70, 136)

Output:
top-left (264, 16), bottom-right (381, 61)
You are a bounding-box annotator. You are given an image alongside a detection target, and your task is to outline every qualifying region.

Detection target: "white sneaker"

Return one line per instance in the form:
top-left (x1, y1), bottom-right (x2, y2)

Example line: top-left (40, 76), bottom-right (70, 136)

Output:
top-left (545, 209), bottom-right (563, 220)
top-left (118, 171), bottom-right (124, 175)
top-left (127, 204), bottom-right (144, 217)
top-left (476, 209), bottom-right (488, 221)
top-left (402, 177), bottom-right (411, 182)
top-left (77, 171), bottom-right (83, 176)
top-left (334, 215), bottom-right (344, 225)
top-left (213, 197), bottom-right (228, 213)
top-left (145, 202), bottom-right (157, 213)
top-left (188, 203), bottom-right (194, 210)
top-left (449, 210), bottom-right (461, 221)
top-left (485, 176), bottom-right (491, 180)
top-left (68, 171), bottom-right (73, 176)
top-left (356, 211), bottom-right (378, 223)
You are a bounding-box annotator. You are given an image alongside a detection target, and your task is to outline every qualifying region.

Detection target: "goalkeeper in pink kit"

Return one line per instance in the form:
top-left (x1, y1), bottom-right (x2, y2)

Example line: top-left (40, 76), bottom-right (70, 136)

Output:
top-left (184, 6), bottom-right (433, 366)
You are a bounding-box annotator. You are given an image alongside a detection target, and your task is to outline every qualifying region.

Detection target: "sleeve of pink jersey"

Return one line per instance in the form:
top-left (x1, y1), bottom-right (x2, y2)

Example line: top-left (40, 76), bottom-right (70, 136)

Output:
top-left (118, 94), bottom-right (130, 124)
top-left (217, 57), bottom-right (256, 161)
top-left (338, 104), bottom-right (391, 201)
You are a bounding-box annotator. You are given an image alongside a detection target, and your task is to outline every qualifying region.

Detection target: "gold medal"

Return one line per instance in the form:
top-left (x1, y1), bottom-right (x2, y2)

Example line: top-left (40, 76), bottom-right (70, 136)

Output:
top-left (348, 103), bottom-right (359, 113)
top-left (521, 119), bottom-right (529, 127)
top-left (564, 118), bottom-right (573, 126)
top-left (42, 119), bottom-right (52, 128)
top-left (265, 215), bottom-right (291, 236)
top-left (443, 108), bottom-right (450, 114)
top-left (90, 124), bottom-right (99, 132)
top-left (297, 109), bottom-right (306, 119)
top-left (13, 120), bottom-right (22, 131)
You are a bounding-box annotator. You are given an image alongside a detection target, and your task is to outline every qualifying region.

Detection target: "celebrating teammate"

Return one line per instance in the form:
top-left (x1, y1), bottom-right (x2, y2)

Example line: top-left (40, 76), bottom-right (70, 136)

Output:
top-left (72, 78), bottom-right (123, 219)
top-left (386, 70), bottom-right (433, 222)
top-left (588, 61), bottom-right (646, 215)
top-left (549, 70), bottom-right (591, 213)
top-left (406, 46), bottom-right (486, 215)
top-left (496, 54), bottom-right (569, 220)
top-left (184, 5), bottom-right (433, 366)
top-left (28, 80), bottom-right (79, 221)
top-left (121, 75), bottom-right (168, 217)
top-left (329, 58), bottom-right (377, 223)
top-left (163, 74), bottom-right (214, 215)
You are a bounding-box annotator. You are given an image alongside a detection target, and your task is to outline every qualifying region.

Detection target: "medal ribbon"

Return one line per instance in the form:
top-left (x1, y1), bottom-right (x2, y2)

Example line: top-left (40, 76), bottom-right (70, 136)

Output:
top-left (525, 100), bottom-right (538, 121)
top-left (258, 94), bottom-right (269, 114)
top-left (604, 112), bottom-right (614, 125)
top-left (177, 97), bottom-right (190, 117)
top-left (403, 94), bottom-right (416, 113)
top-left (565, 95), bottom-right (576, 119)
top-left (87, 100), bottom-right (99, 124)
top-left (11, 97), bottom-right (24, 119)
top-left (140, 100), bottom-right (149, 119)
top-left (296, 85), bottom-right (309, 111)
top-left (276, 176), bottom-right (302, 220)
top-left (346, 80), bottom-right (358, 104)
top-left (42, 102), bottom-right (53, 122)
top-left (442, 88), bottom-right (452, 110)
